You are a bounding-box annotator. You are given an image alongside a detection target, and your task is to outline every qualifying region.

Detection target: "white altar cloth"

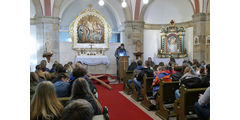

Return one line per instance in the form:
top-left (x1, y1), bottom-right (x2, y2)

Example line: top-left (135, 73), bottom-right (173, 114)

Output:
top-left (75, 56), bottom-right (110, 66)
top-left (153, 57), bottom-right (185, 66)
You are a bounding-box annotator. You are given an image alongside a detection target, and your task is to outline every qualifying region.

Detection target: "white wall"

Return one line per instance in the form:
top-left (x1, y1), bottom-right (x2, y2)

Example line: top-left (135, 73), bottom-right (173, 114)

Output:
top-left (143, 27), bottom-right (193, 61)
top-left (143, 30), bottom-right (160, 61)
top-left (144, 0), bottom-right (193, 24)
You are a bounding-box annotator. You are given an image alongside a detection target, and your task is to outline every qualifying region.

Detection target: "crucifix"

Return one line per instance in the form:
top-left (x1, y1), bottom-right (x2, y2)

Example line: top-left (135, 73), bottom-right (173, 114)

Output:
top-left (89, 42), bottom-right (94, 55)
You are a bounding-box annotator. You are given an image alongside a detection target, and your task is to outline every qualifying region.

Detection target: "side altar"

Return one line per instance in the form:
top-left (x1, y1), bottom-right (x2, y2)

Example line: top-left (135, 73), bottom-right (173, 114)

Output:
top-left (157, 20), bottom-right (188, 58)
top-left (69, 5), bottom-right (112, 74)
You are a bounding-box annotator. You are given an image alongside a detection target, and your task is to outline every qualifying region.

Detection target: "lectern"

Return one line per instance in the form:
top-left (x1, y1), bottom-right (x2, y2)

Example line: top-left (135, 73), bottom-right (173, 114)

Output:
top-left (118, 56), bottom-right (129, 83)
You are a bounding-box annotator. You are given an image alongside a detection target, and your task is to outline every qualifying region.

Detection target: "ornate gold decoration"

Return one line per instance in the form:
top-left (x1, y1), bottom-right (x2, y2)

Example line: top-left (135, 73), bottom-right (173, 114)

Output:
top-left (69, 7), bottom-right (112, 56)
top-left (158, 20), bottom-right (187, 58)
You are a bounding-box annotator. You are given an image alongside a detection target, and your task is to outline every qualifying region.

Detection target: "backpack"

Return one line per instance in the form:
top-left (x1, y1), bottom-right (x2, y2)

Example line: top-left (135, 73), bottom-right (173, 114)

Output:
top-left (181, 77), bottom-right (202, 88)
top-left (170, 72), bottom-right (183, 81)
top-left (137, 68), bottom-right (154, 83)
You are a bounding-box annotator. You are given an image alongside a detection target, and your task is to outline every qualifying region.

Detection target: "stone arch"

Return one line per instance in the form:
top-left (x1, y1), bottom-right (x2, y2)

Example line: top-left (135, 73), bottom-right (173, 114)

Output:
top-left (139, 0), bottom-right (154, 21)
top-left (32, 0), bottom-right (43, 17)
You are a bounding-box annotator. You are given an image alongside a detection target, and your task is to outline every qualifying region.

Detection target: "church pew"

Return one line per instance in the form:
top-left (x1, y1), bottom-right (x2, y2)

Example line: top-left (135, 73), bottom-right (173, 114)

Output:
top-left (123, 71), bottom-right (135, 95)
top-left (155, 79), bottom-right (180, 120)
top-left (140, 74), bottom-right (155, 110)
top-left (58, 97), bottom-right (71, 106)
top-left (130, 75), bottom-right (140, 101)
top-left (174, 85), bottom-right (207, 120)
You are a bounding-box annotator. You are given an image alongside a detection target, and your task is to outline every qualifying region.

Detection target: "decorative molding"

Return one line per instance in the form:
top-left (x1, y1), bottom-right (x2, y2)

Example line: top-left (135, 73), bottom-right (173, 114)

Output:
top-left (30, 16), bottom-right (60, 25)
top-left (144, 21), bottom-right (193, 30)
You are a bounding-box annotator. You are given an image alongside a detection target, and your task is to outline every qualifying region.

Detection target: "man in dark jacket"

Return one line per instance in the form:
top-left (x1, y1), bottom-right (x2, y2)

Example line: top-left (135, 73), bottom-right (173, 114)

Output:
top-left (115, 43), bottom-right (127, 80)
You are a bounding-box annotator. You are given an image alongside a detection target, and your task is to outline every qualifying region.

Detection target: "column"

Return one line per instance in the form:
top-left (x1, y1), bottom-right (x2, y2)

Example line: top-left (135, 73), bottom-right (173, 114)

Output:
top-left (192, 13), bottom-right (210, 63)
top-left (31, 16), bottom-right (60, 68)
top-left (124, 21), bottom-right (144, 62)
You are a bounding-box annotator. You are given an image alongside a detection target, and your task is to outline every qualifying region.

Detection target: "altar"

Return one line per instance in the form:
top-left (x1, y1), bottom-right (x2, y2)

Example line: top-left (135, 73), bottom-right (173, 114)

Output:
top-left (75, 56), bottom-right (110, 74)
top-left (153, 57), bottom-right (185, 66)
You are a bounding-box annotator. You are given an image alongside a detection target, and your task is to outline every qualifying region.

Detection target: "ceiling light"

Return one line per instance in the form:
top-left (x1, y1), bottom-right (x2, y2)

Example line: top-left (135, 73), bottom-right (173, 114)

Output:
top-left (143, 0), bottom-right (149, 4)
top-left (99, 0), bottom-right (104, 6)
top-left (122, 0), bottom-right (127, 8)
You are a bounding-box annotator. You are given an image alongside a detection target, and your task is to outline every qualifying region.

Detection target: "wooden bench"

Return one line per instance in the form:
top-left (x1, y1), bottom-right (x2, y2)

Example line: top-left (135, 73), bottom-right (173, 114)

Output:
top-left (155, 79), bottom-right (180, 120)
top-left (92, 106), bottom-right (109, 120)
top-left (130, 73), bottom-right (140, 101)
top-left (123, 71), bottom-right (135, 95)
top-left (58, 97), bottom-right (71, 106)
top-left (140, 74), bottom-right (155, 110)
top-left (173, 85), bottom-right (207, 120)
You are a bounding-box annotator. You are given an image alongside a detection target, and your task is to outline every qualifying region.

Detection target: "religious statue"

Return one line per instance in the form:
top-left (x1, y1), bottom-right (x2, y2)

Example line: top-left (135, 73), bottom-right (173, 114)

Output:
top-left (136, 40), bottom-right (141, 52)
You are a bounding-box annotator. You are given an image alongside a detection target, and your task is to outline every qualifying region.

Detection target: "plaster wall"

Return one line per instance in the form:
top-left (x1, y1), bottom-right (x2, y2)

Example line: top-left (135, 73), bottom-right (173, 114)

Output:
top-left (144, 0), bottom-right (193, 24)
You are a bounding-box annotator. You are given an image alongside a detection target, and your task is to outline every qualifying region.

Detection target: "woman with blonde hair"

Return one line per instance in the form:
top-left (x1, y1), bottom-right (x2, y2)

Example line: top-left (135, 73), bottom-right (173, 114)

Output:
top-left (71, 78), bottom-right (102, 115)
top-left (30, 81), bottom-right (63, 120)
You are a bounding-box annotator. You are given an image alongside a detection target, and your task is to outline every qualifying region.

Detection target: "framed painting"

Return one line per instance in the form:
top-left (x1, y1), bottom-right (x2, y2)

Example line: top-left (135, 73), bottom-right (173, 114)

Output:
top-left (69, 7), bottom-right (112, 53)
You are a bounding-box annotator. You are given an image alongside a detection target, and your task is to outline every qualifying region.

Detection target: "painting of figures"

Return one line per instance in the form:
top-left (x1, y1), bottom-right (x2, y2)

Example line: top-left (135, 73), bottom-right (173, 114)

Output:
top-left (167, 35), bottom-right (177, 53)
top-left (77, 15), bottom-right (104, 43)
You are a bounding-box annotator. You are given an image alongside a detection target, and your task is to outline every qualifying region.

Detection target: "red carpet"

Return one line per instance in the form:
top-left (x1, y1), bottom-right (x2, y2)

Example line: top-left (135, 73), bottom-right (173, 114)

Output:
top-left (96, 84), bottom-right (153, 120)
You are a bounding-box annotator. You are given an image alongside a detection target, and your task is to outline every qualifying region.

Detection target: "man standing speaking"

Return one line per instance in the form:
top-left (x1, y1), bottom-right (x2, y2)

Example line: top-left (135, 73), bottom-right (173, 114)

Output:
top-left (115, 43), bottom-right (127, 80)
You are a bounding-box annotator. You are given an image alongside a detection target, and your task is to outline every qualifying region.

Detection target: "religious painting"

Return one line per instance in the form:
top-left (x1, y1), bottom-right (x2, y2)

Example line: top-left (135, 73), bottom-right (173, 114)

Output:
top-left (77, 15), bottom-right (104, 44)
top-left (69, 6), bottom-right (112, 56)
top-left (167, 34), bottom-right (178, 53)
top-left (194, 36), bottom-right (200, 45)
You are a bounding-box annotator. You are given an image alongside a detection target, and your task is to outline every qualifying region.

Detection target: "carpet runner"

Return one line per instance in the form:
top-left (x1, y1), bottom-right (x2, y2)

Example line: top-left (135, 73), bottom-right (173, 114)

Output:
top-left (96, 84), bottom-right (153, 120)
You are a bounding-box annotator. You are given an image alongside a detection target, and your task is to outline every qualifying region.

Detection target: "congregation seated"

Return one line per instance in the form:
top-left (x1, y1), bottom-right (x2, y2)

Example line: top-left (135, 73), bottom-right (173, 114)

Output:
top-left (128, 60), bottom-right (144, 95)
top-left (70, 78), bottom-right (102, 115)
top-left (40, 60), bottom-right (50, 72)
top-left (30, 72), bottom-right (39, 99)
top-left (71, 66), bottom-right (97, 95)
top-left (30, 81), bottom-right (63, 120)
top-left (145, 57), bottom-right (155, 68)
top-left (53, 73), bottom-right (70, 97)
top-left (127, 61), bottom-right (137, 71)
top-left (152, 66), bottom-right (172, 97)
top-left (175, 64), bottom-right (210, 99)
top-left (52, 64), bottom-right (66, 83)
top-left (62, 99), bottom-right (94, 120)
top-left (194, 87), bottom-right (210, 120)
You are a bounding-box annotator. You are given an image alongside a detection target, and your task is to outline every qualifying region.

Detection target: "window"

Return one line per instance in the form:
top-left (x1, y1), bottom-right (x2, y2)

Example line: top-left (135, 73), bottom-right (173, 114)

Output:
top-left (110, 32), bottom-right (120, 43)
top-left (59, 31), bottom-right (72, 42)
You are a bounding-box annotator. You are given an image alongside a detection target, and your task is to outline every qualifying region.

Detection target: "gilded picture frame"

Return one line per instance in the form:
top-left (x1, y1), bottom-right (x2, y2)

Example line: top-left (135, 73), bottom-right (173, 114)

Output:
top-left (69, 7), bottom-right (112, 51)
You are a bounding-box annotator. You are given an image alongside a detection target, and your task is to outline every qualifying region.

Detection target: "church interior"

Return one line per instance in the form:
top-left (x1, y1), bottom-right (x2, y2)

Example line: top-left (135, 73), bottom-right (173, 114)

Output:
top-left (29, 0), bottom-right (211, 120)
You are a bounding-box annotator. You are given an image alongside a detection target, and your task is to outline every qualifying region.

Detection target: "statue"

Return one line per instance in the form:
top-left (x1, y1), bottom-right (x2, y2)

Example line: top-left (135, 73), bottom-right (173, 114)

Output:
top-left (136, 40), bottom-right (141, 52)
